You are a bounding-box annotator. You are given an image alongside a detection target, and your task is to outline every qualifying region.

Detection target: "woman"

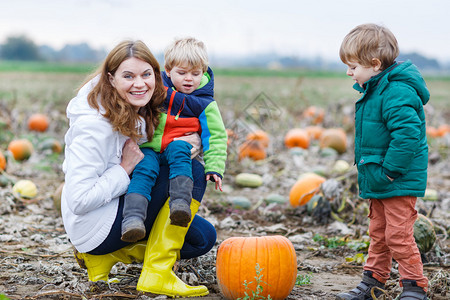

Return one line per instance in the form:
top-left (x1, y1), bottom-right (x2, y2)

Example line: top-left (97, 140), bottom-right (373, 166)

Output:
top-left (61, 40), bottom-right (215, 297)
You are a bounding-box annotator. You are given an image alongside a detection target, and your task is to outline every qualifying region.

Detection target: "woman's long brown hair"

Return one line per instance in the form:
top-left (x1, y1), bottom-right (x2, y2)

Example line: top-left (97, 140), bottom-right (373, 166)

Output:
top-left (85, 40), bottom-right (166, 141)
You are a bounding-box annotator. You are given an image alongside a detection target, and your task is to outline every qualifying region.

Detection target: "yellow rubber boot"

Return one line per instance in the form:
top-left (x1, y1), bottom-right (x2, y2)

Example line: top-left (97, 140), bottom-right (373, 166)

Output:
top-left (74, 240), bottom-right (147, 282)
top-left (136, 198), bottom-right (209, 297)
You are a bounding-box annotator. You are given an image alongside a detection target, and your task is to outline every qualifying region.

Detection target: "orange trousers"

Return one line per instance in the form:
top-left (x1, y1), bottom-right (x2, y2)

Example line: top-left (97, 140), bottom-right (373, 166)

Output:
top-left (364, 196), bottom-right (428, 290)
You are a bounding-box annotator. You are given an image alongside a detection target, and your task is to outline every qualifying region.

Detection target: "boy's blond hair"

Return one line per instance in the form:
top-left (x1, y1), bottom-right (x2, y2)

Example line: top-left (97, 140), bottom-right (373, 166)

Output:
top-left (164, 37), bottom-right (209, 73)
top-left (340, 23), bottom-right (399, 70)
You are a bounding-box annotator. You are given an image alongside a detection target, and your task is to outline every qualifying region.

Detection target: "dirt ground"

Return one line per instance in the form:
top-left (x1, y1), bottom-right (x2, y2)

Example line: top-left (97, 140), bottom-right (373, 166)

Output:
top-left (0, 99), bottom-right (449, 299)
top-left (0, 146), bottom-right (448, 299)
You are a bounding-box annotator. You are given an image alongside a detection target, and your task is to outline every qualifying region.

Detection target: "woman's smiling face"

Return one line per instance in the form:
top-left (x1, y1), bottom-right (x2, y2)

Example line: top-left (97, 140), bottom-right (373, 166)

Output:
top-left (109, 57), bottom-right (155, 111)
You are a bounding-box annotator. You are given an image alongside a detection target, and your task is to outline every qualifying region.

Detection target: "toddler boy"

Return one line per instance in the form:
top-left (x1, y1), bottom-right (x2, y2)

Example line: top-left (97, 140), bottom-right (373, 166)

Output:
top-left (336, 23), bottom-right (429, 300)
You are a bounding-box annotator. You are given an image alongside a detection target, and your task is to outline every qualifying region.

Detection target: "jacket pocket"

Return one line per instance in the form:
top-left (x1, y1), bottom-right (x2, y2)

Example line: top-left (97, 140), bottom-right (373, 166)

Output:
top-left (358, 155), bottom-right (392, 192)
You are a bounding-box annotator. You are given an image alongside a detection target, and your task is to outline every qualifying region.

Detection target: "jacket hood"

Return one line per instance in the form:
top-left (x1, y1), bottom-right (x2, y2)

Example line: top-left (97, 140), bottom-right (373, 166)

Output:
top-left (161, 66), bottom-right (214, 97)
top-left (66, 75), bottom-right (104, 125)
top-left (361, 61), bottom-right (430, 106)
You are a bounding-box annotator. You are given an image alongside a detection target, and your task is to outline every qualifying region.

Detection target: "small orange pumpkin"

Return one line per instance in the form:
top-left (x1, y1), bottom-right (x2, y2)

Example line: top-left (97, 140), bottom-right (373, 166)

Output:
top-left (437, 124), bottom-right (450, 137)
top-left (225, 128), bottom-right (235, 146)
top-left (289, 173), bottom-right (326, 206)
top-left (39, 138), bottom-right (63, 154)
top-left (284, 128), bottom-right (310, 149)
top-left (302, 106), bottom-right (325, 124)
top-left (216, 235), bottom-right (297, 300)
top-left (28, 113), bottom-right (50, 132)
top-left (426, 126), bottom-right (439, 138)
top-left (7, 139), bottom-right (34, 161)
top-left (238, 140), bottom-right (266, 161)
top-left (0, 151), bottom-right (6, 171)
top-left (305, 125), bottom-right (324, 140)
top-left (246, 130), bottom-right (270, 148)
top-left (50, 140), bottom-right (63, 154)
top-left (319, 128), bottom-right (347, 154)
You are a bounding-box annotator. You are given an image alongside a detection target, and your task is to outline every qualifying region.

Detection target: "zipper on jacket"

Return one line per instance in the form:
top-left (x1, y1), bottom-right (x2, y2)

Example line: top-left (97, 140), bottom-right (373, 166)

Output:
top-left (355, 97), bottom-right (366, 166)
top-left (175, 97), bottom-right (185, 120)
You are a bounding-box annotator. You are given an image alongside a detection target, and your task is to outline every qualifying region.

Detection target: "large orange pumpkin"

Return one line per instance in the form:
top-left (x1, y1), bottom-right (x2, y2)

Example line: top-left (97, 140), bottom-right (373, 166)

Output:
top-left (0, 151), bottom-right (6, 171)
top-left (319, 128), bottom-right (347, 154)
top-left (289, 173), bottom-right (326, 206)
top-left (216, 235), bottom-right (297, 300)
top-left (284, 128), bottom-right (310, 149)
top-left (7, 139), bottom-right (34, 161)
top-left (246, 130), bottom-right (270, 148)
top-left (28, 113), bottom-right (50, 132)
top-left (238, 140), bottom-right (266, 161)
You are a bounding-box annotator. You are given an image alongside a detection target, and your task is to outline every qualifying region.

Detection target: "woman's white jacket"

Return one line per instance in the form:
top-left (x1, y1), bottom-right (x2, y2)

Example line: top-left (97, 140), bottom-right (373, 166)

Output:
top-left (61, 78), bottom-right (132, 253)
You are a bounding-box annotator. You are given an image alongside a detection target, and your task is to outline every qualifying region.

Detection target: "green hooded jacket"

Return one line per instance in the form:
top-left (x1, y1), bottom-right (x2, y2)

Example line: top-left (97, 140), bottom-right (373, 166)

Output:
top-left (353, 60), bottom-right (430, 199)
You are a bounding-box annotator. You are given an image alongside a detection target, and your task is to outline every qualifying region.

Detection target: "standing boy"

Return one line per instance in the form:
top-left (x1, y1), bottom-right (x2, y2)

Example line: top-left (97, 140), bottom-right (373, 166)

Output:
top-left (337, 23), bottom-right (429, 300)
top-left (121, 37), bottom-right (227, 242)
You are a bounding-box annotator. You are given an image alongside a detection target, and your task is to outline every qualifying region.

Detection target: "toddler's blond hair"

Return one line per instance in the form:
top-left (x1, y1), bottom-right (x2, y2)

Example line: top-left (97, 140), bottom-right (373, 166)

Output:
top-left (164, 37), bottom-right (209, 73)
top-left (340, 23), bottom-right (399, 70)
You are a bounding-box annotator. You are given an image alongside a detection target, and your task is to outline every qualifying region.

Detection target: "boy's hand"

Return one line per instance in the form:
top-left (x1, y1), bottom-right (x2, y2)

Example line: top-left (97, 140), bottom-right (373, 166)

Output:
top-left (206, 174), bottom-right (223, 191)
top-left (386, 174), bottom-right (395, 182)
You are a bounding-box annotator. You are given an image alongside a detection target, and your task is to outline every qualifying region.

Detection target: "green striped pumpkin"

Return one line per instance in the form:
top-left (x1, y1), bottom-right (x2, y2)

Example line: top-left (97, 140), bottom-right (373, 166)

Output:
top-left (413, 214), bottom-right (436, 253)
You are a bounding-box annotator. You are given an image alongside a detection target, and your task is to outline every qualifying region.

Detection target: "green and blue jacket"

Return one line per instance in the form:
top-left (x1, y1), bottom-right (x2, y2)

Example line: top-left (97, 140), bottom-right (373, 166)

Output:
top-left (141, 67), bottom-right (227, 178)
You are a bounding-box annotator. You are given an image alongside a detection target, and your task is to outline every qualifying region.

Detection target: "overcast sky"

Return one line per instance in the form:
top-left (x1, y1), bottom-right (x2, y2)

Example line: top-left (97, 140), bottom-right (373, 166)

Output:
top-left (1, 0), bottom-right (449, 63)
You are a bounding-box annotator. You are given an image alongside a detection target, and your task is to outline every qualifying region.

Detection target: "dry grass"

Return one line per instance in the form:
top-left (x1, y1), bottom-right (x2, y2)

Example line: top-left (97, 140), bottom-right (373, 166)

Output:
top-left (0, 70), bottom-right (448, 119)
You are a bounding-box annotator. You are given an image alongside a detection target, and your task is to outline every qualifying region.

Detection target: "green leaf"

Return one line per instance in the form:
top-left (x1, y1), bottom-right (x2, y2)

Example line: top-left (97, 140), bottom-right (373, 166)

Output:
top-left (296, 273), bottom-right (313, 285)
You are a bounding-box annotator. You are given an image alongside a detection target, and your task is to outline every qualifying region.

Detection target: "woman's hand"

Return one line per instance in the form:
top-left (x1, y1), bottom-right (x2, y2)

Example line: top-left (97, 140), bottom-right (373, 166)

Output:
top-left (120, 139), bottom-right (144, 175)
top-left (173, 132), bottom-right (202, 158)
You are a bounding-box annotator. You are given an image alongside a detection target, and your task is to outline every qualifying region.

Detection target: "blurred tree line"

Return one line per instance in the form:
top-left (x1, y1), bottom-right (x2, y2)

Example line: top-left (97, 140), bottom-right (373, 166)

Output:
top-left (0, 35), bottom-right (106, 63)
top-left (0, 34), bottom-right (444, 71)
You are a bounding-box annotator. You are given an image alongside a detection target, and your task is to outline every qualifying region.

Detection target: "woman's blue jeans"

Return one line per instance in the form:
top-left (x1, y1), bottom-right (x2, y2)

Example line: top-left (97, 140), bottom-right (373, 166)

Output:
top-left (89, 159), bottom-right (216, 259)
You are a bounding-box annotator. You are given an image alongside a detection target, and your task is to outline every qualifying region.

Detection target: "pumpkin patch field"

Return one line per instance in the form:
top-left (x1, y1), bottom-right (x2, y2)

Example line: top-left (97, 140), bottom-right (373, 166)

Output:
top-left (0, 69), bottom-right (449, 299)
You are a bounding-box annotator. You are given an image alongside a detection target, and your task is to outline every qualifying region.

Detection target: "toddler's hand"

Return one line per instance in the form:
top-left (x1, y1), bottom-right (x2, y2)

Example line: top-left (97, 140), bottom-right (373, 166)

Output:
top-left (206, 174), bottom-right (223, 192)
top-left (120, 139), bottom-right (144, 175)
